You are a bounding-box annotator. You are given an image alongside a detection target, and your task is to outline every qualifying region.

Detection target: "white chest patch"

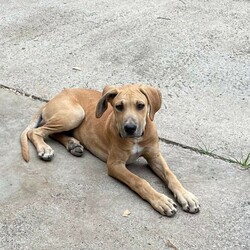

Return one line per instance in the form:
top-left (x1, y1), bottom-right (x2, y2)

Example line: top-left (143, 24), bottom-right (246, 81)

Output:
top-left (126, 143), bottom-right (144, 164)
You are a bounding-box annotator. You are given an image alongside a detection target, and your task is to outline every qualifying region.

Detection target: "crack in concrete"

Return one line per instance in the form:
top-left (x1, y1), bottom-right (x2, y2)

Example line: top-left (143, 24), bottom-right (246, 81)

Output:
top-left (0, 83), bottom-right (239, 166)
top-left (0, 84), bottom-right (49, 102)
top-left (158, 137), bottom-right (235, 164)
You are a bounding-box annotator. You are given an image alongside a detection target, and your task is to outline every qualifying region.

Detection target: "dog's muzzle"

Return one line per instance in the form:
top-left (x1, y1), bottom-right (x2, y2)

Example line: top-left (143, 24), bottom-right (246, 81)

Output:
top-left (124, 123), bottom-right (137, 135)
top-left (120, 121), bottom-right (144, 138)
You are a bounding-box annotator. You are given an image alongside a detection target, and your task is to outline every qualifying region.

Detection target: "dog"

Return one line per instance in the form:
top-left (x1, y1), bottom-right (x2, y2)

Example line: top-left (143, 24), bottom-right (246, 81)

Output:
top-left (21, 84), bottom-right (200, 216)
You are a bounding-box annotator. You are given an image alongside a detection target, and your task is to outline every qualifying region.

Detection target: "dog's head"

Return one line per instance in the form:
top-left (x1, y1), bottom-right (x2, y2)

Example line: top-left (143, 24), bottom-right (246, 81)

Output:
top-left (96, 84), bottom-right (162, 138)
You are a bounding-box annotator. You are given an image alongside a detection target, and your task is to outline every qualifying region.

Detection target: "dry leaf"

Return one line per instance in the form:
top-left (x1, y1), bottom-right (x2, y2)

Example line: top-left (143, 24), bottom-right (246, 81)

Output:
top-left (72, 67), bottom-right (81, 71)
top-left (166, 240), bottom-right (178, 250)
top-left (122, 209), bottom-right (131, 217)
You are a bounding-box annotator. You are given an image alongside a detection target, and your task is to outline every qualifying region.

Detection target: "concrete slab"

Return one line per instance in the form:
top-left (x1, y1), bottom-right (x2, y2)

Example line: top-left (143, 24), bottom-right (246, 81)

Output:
top-left (0, 88), bottom-right (249, 249)
top-left (1, 0), bottom-right (250, 248)
top-left (0, 0), bottom-right (249, 160)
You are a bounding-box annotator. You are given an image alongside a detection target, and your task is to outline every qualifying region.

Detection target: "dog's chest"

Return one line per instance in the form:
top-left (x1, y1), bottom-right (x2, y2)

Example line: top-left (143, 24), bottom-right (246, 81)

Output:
top-left (127, 143), bottom-right (143, 164)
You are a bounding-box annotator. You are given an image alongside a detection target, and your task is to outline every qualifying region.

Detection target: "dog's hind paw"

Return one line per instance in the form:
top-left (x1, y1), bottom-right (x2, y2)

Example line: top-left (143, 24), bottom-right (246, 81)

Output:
top-left (38, 146), bottom-right (54, 161)
top-left (67, 141), bottom-right (84, 157)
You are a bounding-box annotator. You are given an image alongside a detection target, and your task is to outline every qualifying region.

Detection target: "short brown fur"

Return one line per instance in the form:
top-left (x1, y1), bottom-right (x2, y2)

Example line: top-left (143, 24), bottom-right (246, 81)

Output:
top-left (21, 84), bottom-right (200, 216)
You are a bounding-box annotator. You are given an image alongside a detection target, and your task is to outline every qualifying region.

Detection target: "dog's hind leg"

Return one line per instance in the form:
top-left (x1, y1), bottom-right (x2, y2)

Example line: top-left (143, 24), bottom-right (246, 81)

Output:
top-left (28, 102), bottom-right (85, 161)
top-left (50, 133), bottom-right (84, 157)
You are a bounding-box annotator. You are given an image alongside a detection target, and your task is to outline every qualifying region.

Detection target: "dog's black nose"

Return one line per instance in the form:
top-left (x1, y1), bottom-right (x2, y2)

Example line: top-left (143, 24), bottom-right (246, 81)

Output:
top-left (124, 124), bottom-right (137, 135)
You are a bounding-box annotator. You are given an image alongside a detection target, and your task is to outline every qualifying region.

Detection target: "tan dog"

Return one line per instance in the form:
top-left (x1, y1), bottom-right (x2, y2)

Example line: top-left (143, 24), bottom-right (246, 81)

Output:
top-left (21, 84), bottom-right (200, 216)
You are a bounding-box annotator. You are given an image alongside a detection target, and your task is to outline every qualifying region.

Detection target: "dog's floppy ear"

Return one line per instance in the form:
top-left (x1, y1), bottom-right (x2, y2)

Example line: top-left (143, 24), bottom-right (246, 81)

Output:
top-left (96, 86), bottom-right (118, 118)
top-left (140, 85), bottom-right (162, 121)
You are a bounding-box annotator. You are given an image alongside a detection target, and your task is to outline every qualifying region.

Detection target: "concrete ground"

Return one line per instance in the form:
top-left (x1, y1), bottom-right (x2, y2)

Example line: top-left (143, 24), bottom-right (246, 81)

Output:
top-left (0, 0), bottom-right (250, 249)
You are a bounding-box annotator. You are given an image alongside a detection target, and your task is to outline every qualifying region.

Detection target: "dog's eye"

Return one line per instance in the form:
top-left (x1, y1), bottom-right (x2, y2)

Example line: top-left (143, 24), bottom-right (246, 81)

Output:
top-left (137, 103), bottom-right (145, 110)
top-left (115, 103), bottom-right (124, 111)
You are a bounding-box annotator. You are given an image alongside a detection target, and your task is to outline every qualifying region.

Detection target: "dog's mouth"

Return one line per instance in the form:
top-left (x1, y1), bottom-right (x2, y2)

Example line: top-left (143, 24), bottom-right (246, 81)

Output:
top-left (119, 131), bottom-right (144, 139)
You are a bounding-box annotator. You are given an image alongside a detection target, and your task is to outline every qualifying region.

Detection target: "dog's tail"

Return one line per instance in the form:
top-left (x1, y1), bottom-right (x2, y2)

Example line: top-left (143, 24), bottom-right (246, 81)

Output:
top-left (21, 106), bottom-right (45, 162)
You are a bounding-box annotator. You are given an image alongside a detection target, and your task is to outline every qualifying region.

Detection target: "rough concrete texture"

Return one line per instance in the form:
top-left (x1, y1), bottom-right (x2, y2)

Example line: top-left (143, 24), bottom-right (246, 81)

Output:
top-left (0, 0), bottom-right (250, 249)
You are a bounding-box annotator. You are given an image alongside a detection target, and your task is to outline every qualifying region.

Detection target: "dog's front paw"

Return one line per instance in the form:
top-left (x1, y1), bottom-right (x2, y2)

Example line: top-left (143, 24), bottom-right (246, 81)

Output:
top-left (150, 194), bottom-right (177, 217)
top-left (174, 190), bottom-right (200, 214)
